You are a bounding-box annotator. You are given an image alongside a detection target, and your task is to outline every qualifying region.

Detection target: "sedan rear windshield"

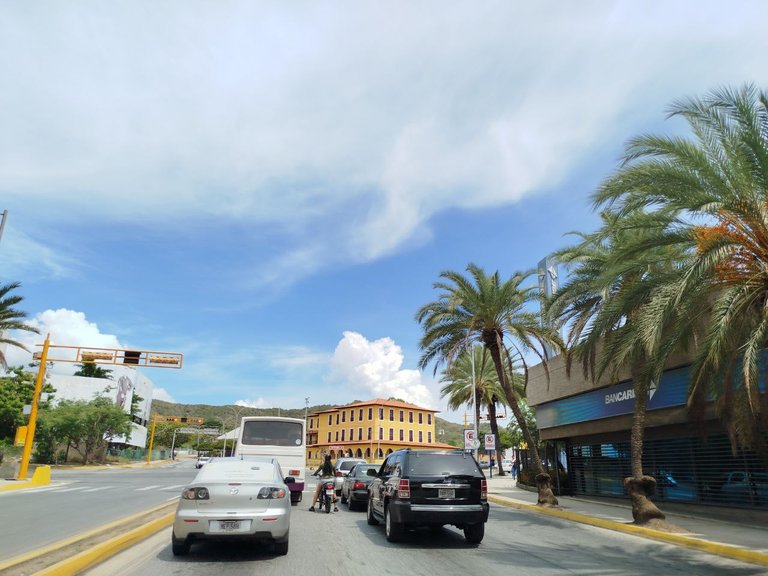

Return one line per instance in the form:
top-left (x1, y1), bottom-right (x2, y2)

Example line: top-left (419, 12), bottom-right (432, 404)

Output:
top-left (339, 460), bottom-right (364, 471)
top-left (406, 453), bottom-right (480, 476)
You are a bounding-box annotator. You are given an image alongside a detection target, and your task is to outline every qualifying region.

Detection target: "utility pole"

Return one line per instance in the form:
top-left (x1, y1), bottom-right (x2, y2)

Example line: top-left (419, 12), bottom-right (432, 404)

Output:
top-left (0, 210), bottom-right (7, 246)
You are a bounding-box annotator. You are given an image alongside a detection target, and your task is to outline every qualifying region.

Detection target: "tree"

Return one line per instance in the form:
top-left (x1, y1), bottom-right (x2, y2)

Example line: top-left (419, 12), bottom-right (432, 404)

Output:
top-left (546, 208), bottom-right (693, 524)
top-left (0, 366), bottom-right (55, 440)
top-left (440, 345), bottom-right (514, 476)
top-left (0, 282), bottom-right (40, 371)
top-left (73, 363), bottom-right (113, 379)
top-left (39, 397), bottom-right (133, 464)
top-left (593, 84), bottom-right (768, 460)
top-left (416, 264), bottom-right (563, 506)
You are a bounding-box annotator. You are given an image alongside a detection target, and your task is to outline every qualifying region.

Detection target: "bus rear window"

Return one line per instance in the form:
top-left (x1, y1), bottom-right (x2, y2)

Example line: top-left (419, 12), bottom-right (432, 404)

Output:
top-left (241, 421), bottom-right (303, 446)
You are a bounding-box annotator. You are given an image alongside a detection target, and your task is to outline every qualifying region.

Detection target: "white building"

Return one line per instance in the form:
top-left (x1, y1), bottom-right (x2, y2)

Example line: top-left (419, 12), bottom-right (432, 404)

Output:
top-left (47, 365), bottom-right (154, 448)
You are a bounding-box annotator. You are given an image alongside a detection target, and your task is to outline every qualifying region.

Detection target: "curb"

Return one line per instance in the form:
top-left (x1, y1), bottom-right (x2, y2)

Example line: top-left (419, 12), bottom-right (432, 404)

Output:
top-left (0, 501), bottom-right (177, 576)
top-left (34, 511), bottom-right (175, 576)
top-left (488, 494), bottom-right (768, 567)
top-left (0, 465), bottom-right (51, 492)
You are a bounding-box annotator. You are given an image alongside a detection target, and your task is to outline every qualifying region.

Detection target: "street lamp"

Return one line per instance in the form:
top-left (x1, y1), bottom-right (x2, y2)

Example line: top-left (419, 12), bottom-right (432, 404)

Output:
top-left (224, 405), bottom-right (247, 457)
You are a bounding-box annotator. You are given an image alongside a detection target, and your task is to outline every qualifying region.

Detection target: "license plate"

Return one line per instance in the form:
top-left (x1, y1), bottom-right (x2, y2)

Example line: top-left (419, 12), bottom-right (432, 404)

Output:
top-left (219, 520), bottom-right (241, 531)
top-left (326, 488), bottom-right (335, 495)
top-left (438, 488), bottom-right (455, 499)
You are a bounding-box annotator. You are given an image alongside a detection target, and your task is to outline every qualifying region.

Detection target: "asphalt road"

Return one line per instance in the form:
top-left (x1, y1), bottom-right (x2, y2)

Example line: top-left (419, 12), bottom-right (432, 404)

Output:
top-left (83, 479), bottom-right (766, 576)
top-left (0, 460), bottom-right (197, 560)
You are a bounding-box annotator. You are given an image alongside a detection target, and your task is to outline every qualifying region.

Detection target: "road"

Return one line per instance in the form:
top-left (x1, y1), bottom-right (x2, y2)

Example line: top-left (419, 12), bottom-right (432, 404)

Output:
top-left (0, 461), bottom-right (197, 560)
top-left (83, 478), bottom-right (766, 576)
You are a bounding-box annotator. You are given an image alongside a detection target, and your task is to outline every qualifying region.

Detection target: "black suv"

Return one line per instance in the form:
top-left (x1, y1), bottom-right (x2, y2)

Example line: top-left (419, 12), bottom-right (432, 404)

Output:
top-left (366, 449), bottom-right (489, 543)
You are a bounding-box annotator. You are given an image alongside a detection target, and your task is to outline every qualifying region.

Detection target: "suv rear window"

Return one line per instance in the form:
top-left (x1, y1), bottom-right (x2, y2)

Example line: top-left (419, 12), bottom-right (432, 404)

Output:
top-left (406, 453), bottom-right (480, 476)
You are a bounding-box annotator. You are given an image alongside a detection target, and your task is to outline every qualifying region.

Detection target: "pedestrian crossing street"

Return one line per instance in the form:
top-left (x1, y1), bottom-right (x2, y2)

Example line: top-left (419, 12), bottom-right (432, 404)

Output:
top-left (12, 482), bottom-right (189, 495)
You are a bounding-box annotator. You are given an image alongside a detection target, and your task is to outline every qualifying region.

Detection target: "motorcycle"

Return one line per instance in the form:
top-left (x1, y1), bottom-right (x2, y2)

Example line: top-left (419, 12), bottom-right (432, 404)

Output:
top-left (318, 478), bottom-right (336, 513)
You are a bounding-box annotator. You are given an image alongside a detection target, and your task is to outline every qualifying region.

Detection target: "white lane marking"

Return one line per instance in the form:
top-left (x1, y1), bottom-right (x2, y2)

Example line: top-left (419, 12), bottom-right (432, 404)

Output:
top-left (55, 486), bottom-right (90, 493)
top-left (135, 484), bottom-right (163, 491)
top-left (82, 486), bottom-right (115, 493)
top-left (162, 484), bottom-right (187, 491)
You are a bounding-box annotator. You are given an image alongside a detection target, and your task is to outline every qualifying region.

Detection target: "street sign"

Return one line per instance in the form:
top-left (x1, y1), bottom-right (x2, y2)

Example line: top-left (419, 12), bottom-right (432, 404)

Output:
top-left (464, 429), bottom-right (480, 450)
top-left (484, 434), bottom-right (496, 450)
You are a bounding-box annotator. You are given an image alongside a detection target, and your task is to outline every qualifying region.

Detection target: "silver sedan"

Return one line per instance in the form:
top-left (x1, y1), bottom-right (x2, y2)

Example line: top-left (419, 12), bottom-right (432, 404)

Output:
top-left (172, 456), bottom-right (293, 556)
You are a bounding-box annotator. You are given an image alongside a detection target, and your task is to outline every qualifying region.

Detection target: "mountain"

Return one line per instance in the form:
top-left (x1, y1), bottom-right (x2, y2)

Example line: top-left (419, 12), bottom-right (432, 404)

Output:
top-left (150, 400), bottom-right (467, 447)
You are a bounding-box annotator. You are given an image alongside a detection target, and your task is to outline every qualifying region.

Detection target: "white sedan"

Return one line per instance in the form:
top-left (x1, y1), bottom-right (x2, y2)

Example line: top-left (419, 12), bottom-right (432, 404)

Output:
top-left (172, 456), bottom-right (293, 556)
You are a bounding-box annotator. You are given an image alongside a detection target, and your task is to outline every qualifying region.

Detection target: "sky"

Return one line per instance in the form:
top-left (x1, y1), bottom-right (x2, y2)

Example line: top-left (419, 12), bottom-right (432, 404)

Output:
top-left (1, 2), bottom-right (767, 424)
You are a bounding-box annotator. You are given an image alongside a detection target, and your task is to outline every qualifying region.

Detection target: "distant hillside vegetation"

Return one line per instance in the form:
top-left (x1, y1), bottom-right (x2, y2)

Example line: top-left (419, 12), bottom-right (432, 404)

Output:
top-left (150, 400), bottom-right (466, 447)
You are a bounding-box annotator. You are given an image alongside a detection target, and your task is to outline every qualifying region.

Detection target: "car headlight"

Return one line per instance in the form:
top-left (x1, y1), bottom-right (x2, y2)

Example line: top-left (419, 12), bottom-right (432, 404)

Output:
top-left (257, 486), bottom-right (287, 499)
top-left (182, 487), bottom-right (210, 500)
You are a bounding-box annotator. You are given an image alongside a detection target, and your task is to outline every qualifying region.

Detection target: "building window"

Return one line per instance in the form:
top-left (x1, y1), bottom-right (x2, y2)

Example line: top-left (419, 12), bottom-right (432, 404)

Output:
top-left (419, 413), bottom-right (423, 424)
top-left (428, 414), bottom-right (432, 425)
top-left (399, 429), bottom-right (404, 441)
top-left (327, 432), bottom-right (331, 442)
top-left (358, 428), bottom-right (363, 441)
top-left (359, 409), bottom-right (364, 421)
top-left (341, 430), bottom-right (346, 441)
top-left (342, 411), bottom-right (346, 423)
top-left (419, 431), bottom-right (423, 443)
top-left (328, 415), bottom-right (332, 425)
top-left (368, 407), bottom-right (373, 420)
top-left (334, 431), bottom-right (338, 441)
top-left (409, 430), bottom-right (413, 442)
top-left (389, 428), bottom-right (393, 441)
top-left (389, 409), bottom-right (394, 421)
top-left (409, 411), bottom-right (413, 423)
top-left (399, 410), bottom-right (404, 422)
top-left (428, 432), bottom-right (432, 443)
top-left (367, 427), bottom-right (372, 440)
top-left (349, 428), bottom-right (353, 441)
top-left (379, 408), bottom-right (384, 419)
top-left (350, 410), bottom-right (354, 422)
top-left (379, 427), bottom-right (383, 440)
top-left (336, 413), bottom-right (339, 425)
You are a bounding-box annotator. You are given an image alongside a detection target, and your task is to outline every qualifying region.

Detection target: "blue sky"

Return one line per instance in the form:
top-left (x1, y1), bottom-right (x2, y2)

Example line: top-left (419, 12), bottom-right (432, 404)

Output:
top-left (1, 2), bottom-right (767, 423)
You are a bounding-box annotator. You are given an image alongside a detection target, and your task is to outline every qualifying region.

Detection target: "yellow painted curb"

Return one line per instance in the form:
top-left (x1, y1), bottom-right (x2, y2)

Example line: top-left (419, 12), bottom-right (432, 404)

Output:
top-left (0, 465), bottom-right (51, 492)
top-left (488, 494), bottom-right (768, 567)
top-left (0, 500), bottom-right (177, 573)
top-left (33, 512), bottom-right (175, 576)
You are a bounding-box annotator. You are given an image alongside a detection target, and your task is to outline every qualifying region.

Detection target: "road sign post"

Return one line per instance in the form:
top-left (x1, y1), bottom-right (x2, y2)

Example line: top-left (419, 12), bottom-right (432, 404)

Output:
top-left (484, 434), bottom-right (496, 479)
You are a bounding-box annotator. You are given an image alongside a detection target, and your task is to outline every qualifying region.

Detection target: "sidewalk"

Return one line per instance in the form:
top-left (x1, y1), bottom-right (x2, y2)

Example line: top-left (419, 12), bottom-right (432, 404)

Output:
top-left (486, 474), bottom-right (768, 567)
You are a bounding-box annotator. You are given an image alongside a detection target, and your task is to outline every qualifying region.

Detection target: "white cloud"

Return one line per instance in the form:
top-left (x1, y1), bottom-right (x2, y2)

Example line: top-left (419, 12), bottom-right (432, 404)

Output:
top-left (2, 3), bottom-right (765, 288)
top-left (329, 331), bottom-right (435, 409)
top-left (235, 398), bottom-right (270, 409)
top-left (152, 387), bottom-right (176, 403)
top-left (5, 308), bottom-right (123, 368)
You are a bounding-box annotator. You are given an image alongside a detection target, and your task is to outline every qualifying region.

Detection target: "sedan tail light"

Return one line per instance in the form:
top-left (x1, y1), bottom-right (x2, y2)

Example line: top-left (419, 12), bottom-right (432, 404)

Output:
top-left (397, 479), bottom-right (410, 499)
top-left (481, 479), bottom-right (487, 501)
top-left (353, 481), bottom-right (366, 490)
top-left (182, 487), bottom-right (209, 500)
top-left (258, 486), bottom-right (287, 499)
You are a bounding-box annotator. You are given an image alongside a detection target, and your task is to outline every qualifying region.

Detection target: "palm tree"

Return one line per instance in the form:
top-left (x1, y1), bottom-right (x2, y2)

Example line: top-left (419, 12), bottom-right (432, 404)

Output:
top-left (73, 363), bottom-right (114, 379)
top-left (546, 209), bottom-right (692, 523)
top-left (593, 84), bottom-right (768, 463)
top-left (0, 282), bottom-right (40, 371)
top-left (416, 264), bottom-right (562, 506)
top-left (440, 345), bottom-right (510, 476)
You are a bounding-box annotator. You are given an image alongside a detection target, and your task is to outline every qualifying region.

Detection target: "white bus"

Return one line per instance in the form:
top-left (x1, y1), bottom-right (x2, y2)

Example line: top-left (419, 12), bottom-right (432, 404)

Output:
top-left (234, 416), bottom-right (306, 504)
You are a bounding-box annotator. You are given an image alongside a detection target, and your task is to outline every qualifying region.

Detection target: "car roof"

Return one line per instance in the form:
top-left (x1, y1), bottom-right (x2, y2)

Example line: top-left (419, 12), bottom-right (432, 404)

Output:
top-left (194, 457), bottom-right (280, 483)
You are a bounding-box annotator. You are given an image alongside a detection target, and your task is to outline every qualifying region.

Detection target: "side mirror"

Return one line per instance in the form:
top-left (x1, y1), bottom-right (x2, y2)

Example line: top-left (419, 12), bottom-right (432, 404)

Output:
top-left (284, 476), bottom-right (296, 484)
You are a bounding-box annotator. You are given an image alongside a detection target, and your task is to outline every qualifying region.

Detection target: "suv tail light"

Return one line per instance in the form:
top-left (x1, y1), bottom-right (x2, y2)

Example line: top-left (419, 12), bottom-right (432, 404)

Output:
top-left (481, 478), bottom-right (487, 501)
top-left (397, 479), bottom-right (410, 499)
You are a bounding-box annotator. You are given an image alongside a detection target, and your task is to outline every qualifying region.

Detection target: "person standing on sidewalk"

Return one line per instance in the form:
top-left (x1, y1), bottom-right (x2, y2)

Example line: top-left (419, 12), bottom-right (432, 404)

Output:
top-left (511, 460), bottom-right (518, 481)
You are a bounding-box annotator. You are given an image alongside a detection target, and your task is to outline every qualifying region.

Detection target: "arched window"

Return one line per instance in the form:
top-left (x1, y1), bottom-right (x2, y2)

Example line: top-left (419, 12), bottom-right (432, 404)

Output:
top-left (365, 447), bottom-right (371, 458)
top-left (386, 448), bottom-right (393, 455)
top-left (355, 448), bottom-right (363, 457)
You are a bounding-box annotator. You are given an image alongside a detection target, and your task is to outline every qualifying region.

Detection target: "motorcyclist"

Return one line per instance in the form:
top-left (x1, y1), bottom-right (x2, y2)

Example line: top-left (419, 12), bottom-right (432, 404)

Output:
top-left (309, 454), bottom-right (338, 512)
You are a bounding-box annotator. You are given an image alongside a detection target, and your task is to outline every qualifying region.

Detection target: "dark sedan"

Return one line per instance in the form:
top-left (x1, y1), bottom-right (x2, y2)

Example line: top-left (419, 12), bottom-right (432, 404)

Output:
top-left (340, 463), bottom-right (379, 510)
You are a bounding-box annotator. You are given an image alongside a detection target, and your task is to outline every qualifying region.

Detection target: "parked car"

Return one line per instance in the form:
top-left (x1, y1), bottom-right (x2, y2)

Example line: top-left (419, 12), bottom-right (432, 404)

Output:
top-left (340, 463), bottom-right (379, 510)
top-left (709, 471), bottom-right (768, 504)
top-left (196, 456), bottom-right (211, 469)
top-left (501, 459), bottom-right (513, 474)
top-left (333, 457), bottom-right (367, 494)
top-left (172, 456), bottom-right (293, 556)
top-left (367, 449), bottom-right (489, 544)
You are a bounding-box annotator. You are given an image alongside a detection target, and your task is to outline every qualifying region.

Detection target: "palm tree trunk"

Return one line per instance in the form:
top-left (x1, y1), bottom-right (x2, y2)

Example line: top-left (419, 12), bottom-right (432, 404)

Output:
top-left (486, 337), bottom-right (558, 506)
top-left (488, 398), bottom-right (504, 476)
top-left (625, 369), bottom-right (665, 524)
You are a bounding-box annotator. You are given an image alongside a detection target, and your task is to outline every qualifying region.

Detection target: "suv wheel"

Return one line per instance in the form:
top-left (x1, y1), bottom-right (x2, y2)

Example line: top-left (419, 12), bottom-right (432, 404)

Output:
top-left (367, 497), bottom-right (379, 525)
top-left (384, 505), bottom-right (404, 542)
top-left (464, 522), bottom-right (485, 544)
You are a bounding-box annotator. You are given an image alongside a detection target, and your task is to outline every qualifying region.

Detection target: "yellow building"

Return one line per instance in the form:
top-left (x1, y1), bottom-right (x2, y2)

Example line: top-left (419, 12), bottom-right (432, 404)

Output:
top-left (306, 398), bottom-right (455, 466)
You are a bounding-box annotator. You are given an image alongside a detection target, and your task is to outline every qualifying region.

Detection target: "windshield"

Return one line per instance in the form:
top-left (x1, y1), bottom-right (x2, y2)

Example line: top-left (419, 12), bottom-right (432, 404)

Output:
top-left (339, 460), bottom-right (364, 471)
